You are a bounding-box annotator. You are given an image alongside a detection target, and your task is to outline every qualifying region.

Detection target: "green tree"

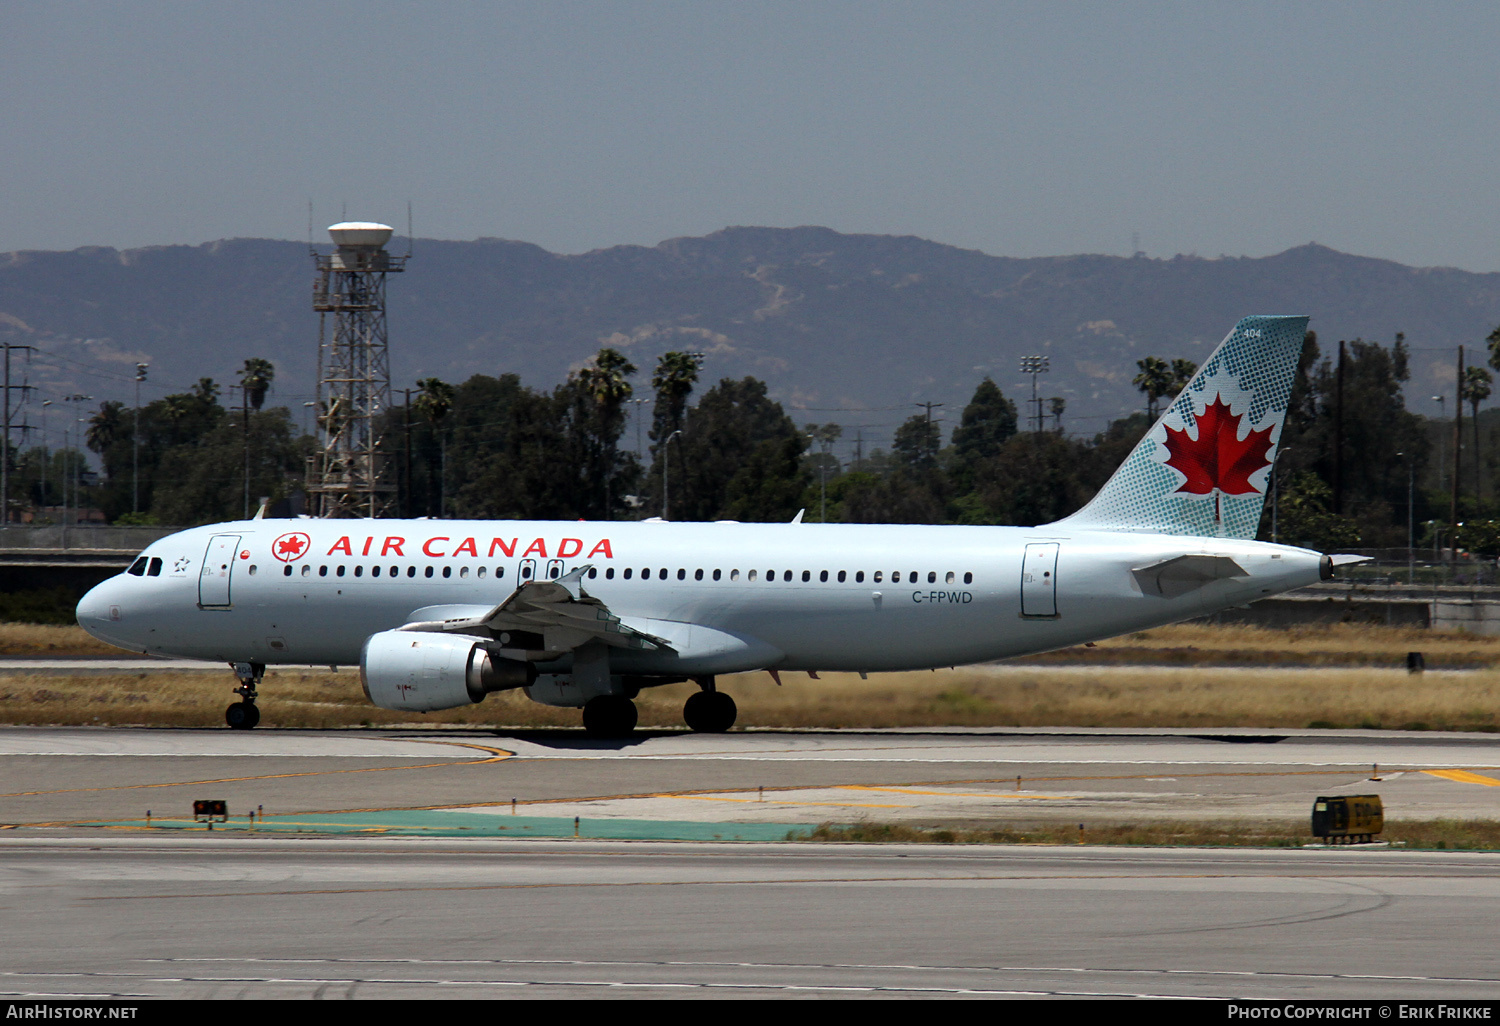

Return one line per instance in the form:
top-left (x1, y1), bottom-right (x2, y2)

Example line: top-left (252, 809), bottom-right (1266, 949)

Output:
top-left (149, 409), bottom-right (310, 526)
top-left (413, 377), bottom-right (455, 516)
top-left (950, 377), bottom-right (1018, 493)
top-left (664, 377), bottom-right (807, 521)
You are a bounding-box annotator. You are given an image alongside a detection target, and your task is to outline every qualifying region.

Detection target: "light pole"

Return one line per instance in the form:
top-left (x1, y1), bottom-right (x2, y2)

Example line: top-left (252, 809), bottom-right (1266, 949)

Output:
top-left (133, 363), bottom-right (147, 516)
top-left (1397, 451), bottom-right (1414, 583)
top-left (662, 429), bottom-right (682, 520)
top-left (62, 394), bottom-right (92, 538)
top-left (1020, 356), bottom-right (1049, 435)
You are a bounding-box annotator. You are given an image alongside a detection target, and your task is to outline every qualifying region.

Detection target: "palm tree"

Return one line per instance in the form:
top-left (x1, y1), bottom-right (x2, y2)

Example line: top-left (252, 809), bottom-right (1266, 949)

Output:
top-left (86, 401), bottom-right (124, 454)
top-left (413, 378), bottom-right (455, 516)
top-left (1133, 356), bottom-right (1173, 419)
top-left (1463, 365), bottom-right (1493, 505)
top-left (651, 352), bottom-right (700, 515)
top-left (577, 348), bottom-right (636, 517)
top-left (1168, 358), bottom-right (1198, 400)
top-left (239, 358), bottom-right (275, 411)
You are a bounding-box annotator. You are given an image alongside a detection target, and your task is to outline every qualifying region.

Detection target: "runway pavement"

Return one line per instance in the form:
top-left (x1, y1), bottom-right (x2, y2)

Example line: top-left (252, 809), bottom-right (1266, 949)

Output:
top-left (3, 836), bottom-right (1500, 999)
top-left (5, 725), bottom-right (1500, 999)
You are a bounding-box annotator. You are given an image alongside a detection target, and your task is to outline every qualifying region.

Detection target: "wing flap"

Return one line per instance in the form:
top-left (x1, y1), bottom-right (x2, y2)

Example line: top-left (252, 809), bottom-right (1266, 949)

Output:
top-left (398, 565), bottom-right (673, 657)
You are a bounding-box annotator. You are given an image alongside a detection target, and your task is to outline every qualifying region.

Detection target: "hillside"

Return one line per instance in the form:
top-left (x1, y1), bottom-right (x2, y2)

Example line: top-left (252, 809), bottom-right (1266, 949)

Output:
top-left (1, 228), bottom-right (1495, 444)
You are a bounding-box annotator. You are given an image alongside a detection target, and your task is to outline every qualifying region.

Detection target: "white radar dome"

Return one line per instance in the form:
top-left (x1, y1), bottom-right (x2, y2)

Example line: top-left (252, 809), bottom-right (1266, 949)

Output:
top-left (327, 222), bottom-right (394, 248)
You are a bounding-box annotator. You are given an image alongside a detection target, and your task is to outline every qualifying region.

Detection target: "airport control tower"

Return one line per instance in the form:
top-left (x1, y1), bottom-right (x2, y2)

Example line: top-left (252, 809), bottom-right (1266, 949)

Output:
top-left (307, 222), bottom-right (406, 518)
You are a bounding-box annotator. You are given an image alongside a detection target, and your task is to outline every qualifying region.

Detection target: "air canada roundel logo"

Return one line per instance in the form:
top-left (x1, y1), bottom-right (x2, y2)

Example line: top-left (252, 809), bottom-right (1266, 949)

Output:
top-left (272, 532), bottom-right (311, 562)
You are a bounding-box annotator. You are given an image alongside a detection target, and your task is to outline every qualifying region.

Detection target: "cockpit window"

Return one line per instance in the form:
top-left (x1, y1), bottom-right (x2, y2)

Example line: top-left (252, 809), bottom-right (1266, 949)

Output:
top-left (147, 557), bottom-right (163, 577)
top-left (126, 557), bottom-right (148, 576)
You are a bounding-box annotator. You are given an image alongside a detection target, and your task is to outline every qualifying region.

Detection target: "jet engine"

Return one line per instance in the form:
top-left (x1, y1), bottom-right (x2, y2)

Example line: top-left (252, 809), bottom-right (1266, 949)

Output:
top-left (360, 630), bottom-right (536, 712)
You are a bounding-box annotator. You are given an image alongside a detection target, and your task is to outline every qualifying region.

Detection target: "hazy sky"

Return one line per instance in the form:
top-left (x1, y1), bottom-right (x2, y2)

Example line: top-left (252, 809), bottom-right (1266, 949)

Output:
top-left (4, 1), bottom-right (1499, 270)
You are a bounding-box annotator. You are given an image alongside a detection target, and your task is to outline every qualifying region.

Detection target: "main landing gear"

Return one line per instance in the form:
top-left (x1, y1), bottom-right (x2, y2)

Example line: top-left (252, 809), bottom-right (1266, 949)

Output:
top-left (581, 695), bottom-right (638, 739)
top-left (683, 677), bottom-right (736, 733)
top-left (226, 661), bottom-right (263, 730)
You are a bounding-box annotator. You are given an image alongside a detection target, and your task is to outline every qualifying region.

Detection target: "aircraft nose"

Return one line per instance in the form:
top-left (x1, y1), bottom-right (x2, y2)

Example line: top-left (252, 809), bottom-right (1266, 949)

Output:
top-left (75, 580), bottom-right (114, 625)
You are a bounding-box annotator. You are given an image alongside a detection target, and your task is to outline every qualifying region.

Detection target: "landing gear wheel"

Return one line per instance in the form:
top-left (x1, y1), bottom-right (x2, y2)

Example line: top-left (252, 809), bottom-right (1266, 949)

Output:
top-left (683, 691), bottom-right (737, 733)
top-left (582, 695), bottom-right (638, 738)
top-left (225, 702), bottom-right (260, 730)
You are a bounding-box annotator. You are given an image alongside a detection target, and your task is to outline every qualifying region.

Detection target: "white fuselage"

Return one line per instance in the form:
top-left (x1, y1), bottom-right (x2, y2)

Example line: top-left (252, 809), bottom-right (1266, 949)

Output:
top-left (76, 518), bottom-right (1324, 675)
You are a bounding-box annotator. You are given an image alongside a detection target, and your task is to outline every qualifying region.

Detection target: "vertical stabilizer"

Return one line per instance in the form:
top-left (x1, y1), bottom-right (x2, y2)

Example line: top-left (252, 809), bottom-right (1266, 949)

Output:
top-left (1050, 314), bottom-right (1309, 539)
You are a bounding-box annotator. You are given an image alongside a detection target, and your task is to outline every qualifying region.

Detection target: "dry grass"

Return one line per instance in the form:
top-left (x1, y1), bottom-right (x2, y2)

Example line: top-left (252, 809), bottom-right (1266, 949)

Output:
top-left (5, 660), bottom-right (1500, 731)
top-left (1030, 622), bottom-right (1500, 668)
top-left (803, 819), bottom-right (1500, 851)
top-left (0, 623), bottom-right (124, 657)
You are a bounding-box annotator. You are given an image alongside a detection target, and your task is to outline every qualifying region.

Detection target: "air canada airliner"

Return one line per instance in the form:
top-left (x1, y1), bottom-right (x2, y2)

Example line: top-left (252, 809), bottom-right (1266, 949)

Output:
top-left (76, 316), bottom-right (1347, 736)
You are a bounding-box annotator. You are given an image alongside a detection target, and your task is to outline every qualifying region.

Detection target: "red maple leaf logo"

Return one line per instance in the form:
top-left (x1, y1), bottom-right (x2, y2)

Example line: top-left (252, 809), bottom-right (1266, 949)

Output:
top-left (1162, 395), bottom-right (1274, 495)
top-left (273, 532), bottom-right (310, 562)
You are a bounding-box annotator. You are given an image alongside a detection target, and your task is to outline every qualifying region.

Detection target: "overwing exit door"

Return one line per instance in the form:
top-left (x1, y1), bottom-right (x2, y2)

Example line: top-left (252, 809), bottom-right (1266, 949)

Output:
top-left (1021, 542), bottom-right (1059, 618)
top-left (199, 534), bottom-right (240, 608)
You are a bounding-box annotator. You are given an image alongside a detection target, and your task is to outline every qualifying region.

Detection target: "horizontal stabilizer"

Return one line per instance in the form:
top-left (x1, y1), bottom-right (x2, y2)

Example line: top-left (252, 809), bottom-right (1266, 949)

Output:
top-left (1132, 554), bottom-right (1247, 599)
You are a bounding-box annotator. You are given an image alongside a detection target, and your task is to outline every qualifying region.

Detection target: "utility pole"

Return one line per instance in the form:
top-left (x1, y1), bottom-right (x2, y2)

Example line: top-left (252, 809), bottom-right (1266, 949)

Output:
top-left (1433, 395), bottom-right (1447, 491)
top-left (1452, 346), bottom-right (1464, 558)
top-left (914, 402), bottom-right (944, 464)
top-left (133, 363), bottom-right (148, 515)
top-left (1333, 340), bottom-right (1345, 515)
top-left (1, 344), bottom-right (36, 526)
top-left (402, 388), bottom-right (413, 519)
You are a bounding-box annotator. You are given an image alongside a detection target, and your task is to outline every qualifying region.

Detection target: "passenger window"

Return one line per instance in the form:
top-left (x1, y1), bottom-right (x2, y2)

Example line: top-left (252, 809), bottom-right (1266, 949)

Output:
top-left (640, 568), bottom-right (650, 580)
top-left (127, 557), bottom-right (148, 576)
top-left (283, 565), bottom-right (293, 577)
top-left (389, 566), bottom-right (399, 577)
top-left (407, 566), bottom-right (416, 577)
top-left (890, 571), bottom-right (898, 583)
top-left (424, 566), bottom-right (434, 578)
top-left (964, 572), bottom-right (973, 584)
top-left (873, 571), bottom-right (883, 583)
top-left (248, 565), bottom-right (258, 576)
top-left (588, 568), bottom-right (598, 579)
top-left (302, 564), bottom-right (311, 577)
top-left (945, 571), bottom-right (955, 584)
top-left (855, 571), bottom-right (864, 583)
top-left (497, 567), bottom-right (506, 579)
top-left (928, 571), bottom-right (936, 584)
top-left (337, 565), bottom-right (346, 577)
top-left (319, 565), bottom-right (328, 577)
top-left (354, 566), bottom-right (364, 578)
top-left (443, 566), bottom-right (452, 579)
top-left (605, 567), bottom-right (615, 579)
top-left (748, 570), bottom-right (757, 582)
top-left (624, 568), bottom-right (633, 580)
top-left (460, 567), bottom-right (470, 578)
top-left (677, 568), bottom-right (686, 581)
top-left (695, 569), bottom-right (703, 581)
top-left (802, 570), bottom-right (811, 583)
top-left (712, 569), bottom-right (721, 581)
top-left (478, 566), bottom-right (487, 579)
top-left (837, 571), bottom-right (846, 583)
top-left (766, 570), bottom-right (774, 581)
top-left (819, 570), bottom-right (828, 582)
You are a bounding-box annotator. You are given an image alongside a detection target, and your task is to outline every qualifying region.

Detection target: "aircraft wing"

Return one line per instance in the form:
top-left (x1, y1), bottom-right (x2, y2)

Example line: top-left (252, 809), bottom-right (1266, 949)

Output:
top-left (1131, 554), bottom-right (1247, 599)
top-left (399, 566), bottom-right (673, 659)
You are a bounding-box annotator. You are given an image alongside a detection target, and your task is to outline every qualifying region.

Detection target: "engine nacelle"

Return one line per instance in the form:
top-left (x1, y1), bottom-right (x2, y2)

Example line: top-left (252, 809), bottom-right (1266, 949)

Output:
top-left (360, 630), bottom-right (535, 712)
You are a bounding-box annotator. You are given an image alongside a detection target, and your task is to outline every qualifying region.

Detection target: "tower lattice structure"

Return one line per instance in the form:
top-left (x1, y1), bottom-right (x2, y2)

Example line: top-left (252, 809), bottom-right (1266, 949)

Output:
top-left (307, 223), bottom-right (406, 518)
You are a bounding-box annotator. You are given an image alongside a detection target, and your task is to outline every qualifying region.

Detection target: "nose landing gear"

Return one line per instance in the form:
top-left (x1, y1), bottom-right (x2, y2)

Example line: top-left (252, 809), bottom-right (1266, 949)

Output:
top-left (226, 661), bottom-right (264, 730)
top-left (683, 676), bottom-right (736, 733)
